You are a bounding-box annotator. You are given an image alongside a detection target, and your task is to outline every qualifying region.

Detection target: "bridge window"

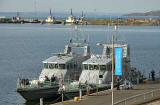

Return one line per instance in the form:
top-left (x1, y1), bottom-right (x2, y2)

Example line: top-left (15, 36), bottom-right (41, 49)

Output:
top-left (48, 64), bottom-right (54, 69)
top-left (94, 65), bottom-right (99, 70)
top-left (100, 65), bottom-right (106, 70)
top-left (44, 63), bottom-right (48, 69)
top-left (89, 65), bottom-right (94, 70)
top-left (83, 64), bottom-right (88, 70)
top-left (107, 64), bottom-right (112, 71)
top-left (67, 64), bottom-right (69, 69)
top-left (74, 64), bottom-right (77, 68)
top-left (55, 64), bottom-right (58, 69)
top-left (59, 64), bottom-right (65, 69)
top-left (70, 63), bottom-right (73, 69)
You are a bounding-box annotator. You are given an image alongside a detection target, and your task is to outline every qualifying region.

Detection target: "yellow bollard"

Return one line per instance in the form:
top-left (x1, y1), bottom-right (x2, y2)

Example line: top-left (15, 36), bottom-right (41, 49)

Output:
top-left (86, 86), bottom-right (90, 96)
top-left (74, 97), bottom-right (79, 101)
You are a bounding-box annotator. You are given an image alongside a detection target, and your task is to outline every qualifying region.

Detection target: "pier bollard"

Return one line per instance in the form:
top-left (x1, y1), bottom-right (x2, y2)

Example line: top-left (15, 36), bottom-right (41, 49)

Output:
top-left (96, 87), bottom-right (98, 95)
top-left (136, 77), bottom-right (139, 84)
top-left (62, 91), bottom-right (64, 103)
top-left (124, 99), bottom-right (126, 105)
top-left (86, 86), bottom-right (90, 96)
top-left (40, 98), bottom-right (43, 105)
top-left (144, 94), bottom-right (146, 100)
top-left (79, 89), bottom-right (82, 99)
top-left (134, 97), bottom-right (136, 103)
top-left (152, 91), bottom-right (154, 98)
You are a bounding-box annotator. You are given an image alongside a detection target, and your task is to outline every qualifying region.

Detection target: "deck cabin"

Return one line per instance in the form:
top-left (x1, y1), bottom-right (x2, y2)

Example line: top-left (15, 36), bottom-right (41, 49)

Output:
top-left (79, 43), bottom-right (130, 84)
top-left (79, 56), bottom-right (112, 84)
top-left (39, 39), bottom-right (91, 82)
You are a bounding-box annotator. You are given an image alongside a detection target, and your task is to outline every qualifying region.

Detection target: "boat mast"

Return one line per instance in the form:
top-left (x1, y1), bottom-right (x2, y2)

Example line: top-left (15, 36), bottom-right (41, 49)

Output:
top-left (50, 9), bottom-right (52, 16)
top-left (71, 8), bottom-right (72, 16)
top-left (82, 11), bottom-right (84, 17)
top-left (34, 0), bottom-right (37, 18)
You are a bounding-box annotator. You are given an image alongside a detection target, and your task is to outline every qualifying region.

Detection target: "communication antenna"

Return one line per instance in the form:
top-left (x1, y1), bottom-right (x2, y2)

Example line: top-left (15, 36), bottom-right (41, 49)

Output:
top-left (50, 8), bottom-right (52, 16)
top-left (107, 15), bottom-right (112, 44)
top-left (17, 12), bottom-right (19, 17)
top-left (71, 8), bottom-right (72, 16)
top-left (94, 9), bottom-right (96, 20)
top-left (88, 34), bottom-right (90, 43)
top-left (74, 25), bottom-right (78, 39)
top-left (117, 16), bottom-right (119, 26)
top-left (82, 11), bottom-right (84, 17)
top-left (34, 0), bottom-right (37, 18)
top-left (82, 26), bottom-right (85, 42)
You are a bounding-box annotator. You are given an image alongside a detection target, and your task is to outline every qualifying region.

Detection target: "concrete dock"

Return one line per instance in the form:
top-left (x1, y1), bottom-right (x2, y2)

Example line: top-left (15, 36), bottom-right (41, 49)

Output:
top-left (51, 80), bottom-right (160, 105)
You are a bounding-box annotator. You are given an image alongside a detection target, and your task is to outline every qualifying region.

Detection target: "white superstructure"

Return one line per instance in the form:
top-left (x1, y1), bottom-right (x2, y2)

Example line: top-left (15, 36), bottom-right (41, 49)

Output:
top-left (79, 43), bottom-right (130, 84)
top-left (39, 39), bottom-right (91, 82)
top-left (45, 9), bottom-right (55, 23)
top-left (65, 9), bottom-right (76, 24)
top-left (78, 11), bottom-right (86, 24)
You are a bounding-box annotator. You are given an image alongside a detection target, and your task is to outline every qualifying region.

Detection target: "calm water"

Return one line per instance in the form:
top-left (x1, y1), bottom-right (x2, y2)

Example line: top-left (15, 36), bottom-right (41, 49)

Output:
top-left (0, 24), bottom-right (160, 105)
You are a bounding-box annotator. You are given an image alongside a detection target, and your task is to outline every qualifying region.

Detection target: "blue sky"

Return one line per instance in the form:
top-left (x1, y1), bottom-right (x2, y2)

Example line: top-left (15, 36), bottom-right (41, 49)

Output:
top-left (0, 0), bottom-right (160, 13)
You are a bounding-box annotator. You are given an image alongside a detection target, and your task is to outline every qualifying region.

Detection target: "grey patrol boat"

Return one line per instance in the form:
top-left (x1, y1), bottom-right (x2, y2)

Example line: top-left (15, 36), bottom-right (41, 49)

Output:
top-left (59, 40), bottom-right (131, 98)
top-left (16, 37), bottom-right (91, 101)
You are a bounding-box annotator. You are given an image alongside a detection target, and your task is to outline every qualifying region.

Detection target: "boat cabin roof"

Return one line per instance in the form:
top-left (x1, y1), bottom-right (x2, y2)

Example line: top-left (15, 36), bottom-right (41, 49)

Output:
top-left (43, 55), bottom-right (74, 64)
top-left (103, 44), bottom-right (128, 48)
top-left (83, 55), bottom-right (111, 65)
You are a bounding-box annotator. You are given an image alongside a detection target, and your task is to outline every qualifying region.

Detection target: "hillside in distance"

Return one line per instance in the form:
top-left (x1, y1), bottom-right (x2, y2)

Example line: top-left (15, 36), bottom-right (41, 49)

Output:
top-left (124, 10), bottom-right (160, 16)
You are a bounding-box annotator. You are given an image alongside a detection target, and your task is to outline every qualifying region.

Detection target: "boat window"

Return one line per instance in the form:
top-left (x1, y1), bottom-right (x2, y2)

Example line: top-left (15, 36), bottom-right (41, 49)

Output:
top-left (89, 65), bottom-right (94, 70)
top-left (44, 63), bottom-right (48, 69)
top-left (99, 75), bottom-right (103, 78)
top-left (67, 64), bottom-right (69, 69)
top-left (70, 63), bottom-right (73, 69)
top-left (107, 64), bottom-right (111, 71)
top-left (83, 64), bottom-right (88, 70)
top-left (74, 64), bottom-right (77, 68)
top-left (59, 64), bottom-right (65, 69)
top-left (49, 64), bottom-right (54, 69)
top-left (94, 65), bottom-right (99, 70)
top-left (55, 64), bottom-right (58, 69)
top-left (100, 65), bottom-right (106, 70)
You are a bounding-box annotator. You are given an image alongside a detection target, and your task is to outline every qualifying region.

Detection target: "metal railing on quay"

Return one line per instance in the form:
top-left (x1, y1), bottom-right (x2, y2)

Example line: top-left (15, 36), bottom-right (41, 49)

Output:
top-left (113, 88), bottom-right (160, 105)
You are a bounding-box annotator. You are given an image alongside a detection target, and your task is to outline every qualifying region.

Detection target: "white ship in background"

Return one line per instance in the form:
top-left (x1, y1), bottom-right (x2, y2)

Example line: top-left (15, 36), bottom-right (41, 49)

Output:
top-left (65, 9), bottom-right (77, 24)
top-left (45, 9), bottom-right (55, 23)
top-left (78, 11), bottom-right (86, 25)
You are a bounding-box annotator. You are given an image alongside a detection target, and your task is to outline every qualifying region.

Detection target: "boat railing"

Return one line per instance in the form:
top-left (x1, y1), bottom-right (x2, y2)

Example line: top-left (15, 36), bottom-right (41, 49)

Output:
top-left (17, 78), bottom-right (59, 89)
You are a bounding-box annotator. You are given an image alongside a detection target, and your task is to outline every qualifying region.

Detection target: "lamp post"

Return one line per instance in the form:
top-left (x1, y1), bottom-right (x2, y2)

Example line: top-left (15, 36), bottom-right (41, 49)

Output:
top-left (111, 35), bottom-right (114, 105)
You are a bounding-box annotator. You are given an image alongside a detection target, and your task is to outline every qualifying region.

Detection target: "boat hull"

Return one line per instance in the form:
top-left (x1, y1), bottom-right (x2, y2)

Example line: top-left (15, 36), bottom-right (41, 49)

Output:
top-left (16, 86), bottom-right (60, 101)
